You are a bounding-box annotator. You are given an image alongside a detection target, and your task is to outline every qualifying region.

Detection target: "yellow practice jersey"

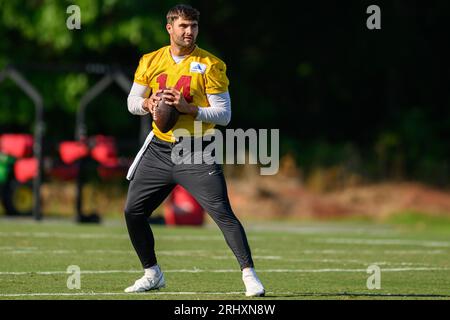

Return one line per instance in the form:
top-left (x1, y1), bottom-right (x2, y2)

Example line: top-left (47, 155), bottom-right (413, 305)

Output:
top-left (133, 45), bottom-right (229, 142)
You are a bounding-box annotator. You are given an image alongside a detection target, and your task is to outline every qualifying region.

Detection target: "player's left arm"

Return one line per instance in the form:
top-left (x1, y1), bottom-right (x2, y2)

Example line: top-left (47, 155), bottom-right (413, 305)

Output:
top-left (197, 92), bottom-right (231, 126)
top-left (162, 60), bottom-right (231, 125)
top-left (196, 59), bottom-right (231, 126)
top-left (162, 88), bottom-right (231, 126)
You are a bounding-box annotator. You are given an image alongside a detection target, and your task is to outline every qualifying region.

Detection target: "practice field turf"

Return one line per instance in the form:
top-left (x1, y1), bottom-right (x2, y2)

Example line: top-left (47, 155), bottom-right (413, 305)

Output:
top-left (0, 217), bottom-right (449, 300)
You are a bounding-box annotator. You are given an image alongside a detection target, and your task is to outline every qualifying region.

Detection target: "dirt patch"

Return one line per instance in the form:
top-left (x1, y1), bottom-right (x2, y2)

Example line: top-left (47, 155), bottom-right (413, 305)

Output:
top-left (227, 174), bottom-right (450, 220)
top-left (35, 167), bottom-right (450, 220)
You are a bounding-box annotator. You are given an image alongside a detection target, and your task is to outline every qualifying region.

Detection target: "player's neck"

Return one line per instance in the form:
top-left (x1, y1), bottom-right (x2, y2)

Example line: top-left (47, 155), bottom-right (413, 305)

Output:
top-left (170, 44), bottom-right (196, 57)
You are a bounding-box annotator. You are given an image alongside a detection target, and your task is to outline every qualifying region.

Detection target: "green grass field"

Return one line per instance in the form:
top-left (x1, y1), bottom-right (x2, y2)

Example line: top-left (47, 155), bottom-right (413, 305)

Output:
top-left (0, 216), bottom-right (449, 300)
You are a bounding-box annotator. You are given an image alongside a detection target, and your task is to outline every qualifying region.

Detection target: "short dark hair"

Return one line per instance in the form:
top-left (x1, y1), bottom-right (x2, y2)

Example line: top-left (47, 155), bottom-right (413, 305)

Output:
top-left (166, 4), bottom-right (200, 25)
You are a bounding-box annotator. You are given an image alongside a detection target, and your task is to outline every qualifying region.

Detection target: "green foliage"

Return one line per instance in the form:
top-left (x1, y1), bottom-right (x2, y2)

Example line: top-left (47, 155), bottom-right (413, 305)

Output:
top-left (0, 82), bottom-right (35, 130)
top-left (0, 0), bottom-right (169, 54)
top-left (58, 74), bottom-right (89, 113)
top-left (0, 1), bottom-right (448, 185)
top-left (297, 63), bottom-right (313, 78)
top-left (0, 0), bottom-right (173, 139)
top-left (0, 154), bottom-right (14, 184)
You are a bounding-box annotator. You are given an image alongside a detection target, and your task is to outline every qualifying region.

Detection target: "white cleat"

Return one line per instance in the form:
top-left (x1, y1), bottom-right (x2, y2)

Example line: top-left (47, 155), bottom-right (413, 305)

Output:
top-left (124, 270), bottom-right (165, 293)
top-left (242, 268), bottom-right (265, 297)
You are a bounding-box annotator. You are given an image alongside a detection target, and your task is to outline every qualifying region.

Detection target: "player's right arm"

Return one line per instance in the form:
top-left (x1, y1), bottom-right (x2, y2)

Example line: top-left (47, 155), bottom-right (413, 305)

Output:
top-left (127, 82), bottom-right (162, 118)
top-left (128, 53), bottom-right (166, 117)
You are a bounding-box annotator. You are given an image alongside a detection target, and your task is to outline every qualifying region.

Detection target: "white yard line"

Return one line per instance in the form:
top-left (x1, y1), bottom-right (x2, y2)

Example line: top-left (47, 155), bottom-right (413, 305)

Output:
top-left (1, 290), bottom-right (449, 298)
top-left (255, 267), bottom-right (450, 273)
top-left (0, 291), bottom-right (245, 297)
top-left (300, 249), bottom-right (446, 255)
top-left (1, 267), bottom-right (449, 276)
top-left (0, 246), bottom-right (38, 250)
top-left (0, 232), bottom-right (128, 239)
top-left (0, 232), bottom-right (260, 241)
top-left (2, 248), bottom-right (445, 256)
top-left (0, 249), bottom-right (435, 266)
top-left (212, 255), bottom-right (281, 260)
top-left (283, 258), bottom-right (434, 267)
top-left (1, 249), bottom-right (236, 257)
top-left (247, 224), bottom-right (395, 236)
top-left (382, 249), bottom-right (446, 254)
top-left (311, 238), bottom-right (450, 247)
top-left (5, 250), bottom-right (77, 254)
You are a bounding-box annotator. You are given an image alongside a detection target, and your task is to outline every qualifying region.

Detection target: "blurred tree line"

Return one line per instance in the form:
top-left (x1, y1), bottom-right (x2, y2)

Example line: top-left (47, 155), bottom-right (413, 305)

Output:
top-left (0, 0), bottom-right (449, 186)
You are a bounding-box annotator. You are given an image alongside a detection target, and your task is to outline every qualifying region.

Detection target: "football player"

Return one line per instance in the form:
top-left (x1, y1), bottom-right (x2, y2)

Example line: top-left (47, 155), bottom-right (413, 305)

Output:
top-left (125, 4), bottom-right (265, 297)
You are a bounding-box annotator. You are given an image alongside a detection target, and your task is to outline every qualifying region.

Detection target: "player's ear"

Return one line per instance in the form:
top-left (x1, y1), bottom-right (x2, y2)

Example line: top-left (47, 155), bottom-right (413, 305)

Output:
top-left (166, 23), bottom-right (172, 34)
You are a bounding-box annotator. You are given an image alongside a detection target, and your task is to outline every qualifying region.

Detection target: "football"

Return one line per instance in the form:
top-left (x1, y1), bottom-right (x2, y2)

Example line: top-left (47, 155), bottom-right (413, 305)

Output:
top-left (153, 92), bottom-right (180, 133)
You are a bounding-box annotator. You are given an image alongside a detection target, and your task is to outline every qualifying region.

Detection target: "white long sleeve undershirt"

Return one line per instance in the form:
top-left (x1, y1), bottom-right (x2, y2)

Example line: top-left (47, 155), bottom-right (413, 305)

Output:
top-left (127, 83), bottom-right (150, 116)
top-left (127, 82), bottom-right (231, 126)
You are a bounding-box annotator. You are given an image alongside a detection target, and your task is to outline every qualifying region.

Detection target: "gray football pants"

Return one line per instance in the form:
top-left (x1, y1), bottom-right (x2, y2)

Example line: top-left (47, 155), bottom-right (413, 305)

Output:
top-left (124, 136), bottom-right (254, 270)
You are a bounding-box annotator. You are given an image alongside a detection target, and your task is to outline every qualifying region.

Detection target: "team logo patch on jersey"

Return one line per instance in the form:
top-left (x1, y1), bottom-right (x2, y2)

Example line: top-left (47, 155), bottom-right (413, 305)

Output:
top-left (190, 62), bottom-right (207, 74)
